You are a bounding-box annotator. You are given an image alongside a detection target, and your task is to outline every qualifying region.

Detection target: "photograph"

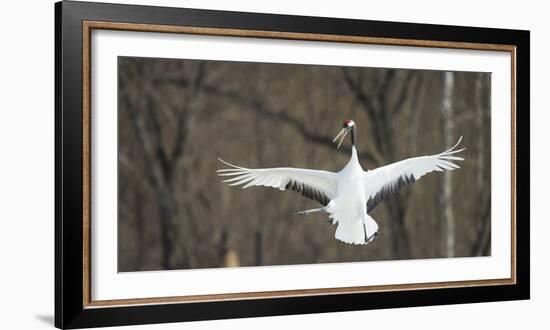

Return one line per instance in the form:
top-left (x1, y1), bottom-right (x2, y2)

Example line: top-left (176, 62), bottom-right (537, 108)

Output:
top-left (117, 56), bottom-right (491, 272)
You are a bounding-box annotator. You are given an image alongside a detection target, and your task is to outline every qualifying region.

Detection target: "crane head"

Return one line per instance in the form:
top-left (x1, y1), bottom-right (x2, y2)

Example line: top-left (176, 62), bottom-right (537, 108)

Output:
top-left (333, 120), bottom-right (355, 149)
top-left (343, 120), bottom-right (355, 128)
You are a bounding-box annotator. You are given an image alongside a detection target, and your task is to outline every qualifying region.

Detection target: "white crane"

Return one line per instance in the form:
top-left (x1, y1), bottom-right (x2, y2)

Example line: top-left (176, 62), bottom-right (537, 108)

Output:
top-left (218, 120), bottom-right (465, 245)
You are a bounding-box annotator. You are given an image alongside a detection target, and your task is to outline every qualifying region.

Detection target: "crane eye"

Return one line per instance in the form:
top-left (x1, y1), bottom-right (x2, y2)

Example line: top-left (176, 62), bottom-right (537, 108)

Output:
top-left (343, 120), bottom-right (353, 128)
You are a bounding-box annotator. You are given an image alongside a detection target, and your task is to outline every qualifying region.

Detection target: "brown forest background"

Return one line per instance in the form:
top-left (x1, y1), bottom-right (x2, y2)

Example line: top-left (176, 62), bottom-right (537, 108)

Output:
top-left (118, 56), bottom-right (491, 272)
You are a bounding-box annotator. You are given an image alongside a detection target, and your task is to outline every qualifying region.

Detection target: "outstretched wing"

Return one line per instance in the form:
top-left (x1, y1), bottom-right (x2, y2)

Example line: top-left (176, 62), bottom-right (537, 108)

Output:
top-left (217, 158), bottom-right (337, 206)
top-left (363, 137), bottom-right (465, 212)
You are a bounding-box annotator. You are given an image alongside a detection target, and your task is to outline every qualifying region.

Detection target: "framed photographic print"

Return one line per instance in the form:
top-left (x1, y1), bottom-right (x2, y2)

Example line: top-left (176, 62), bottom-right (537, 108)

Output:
top-left (55, 1), bottom-right (530, 328)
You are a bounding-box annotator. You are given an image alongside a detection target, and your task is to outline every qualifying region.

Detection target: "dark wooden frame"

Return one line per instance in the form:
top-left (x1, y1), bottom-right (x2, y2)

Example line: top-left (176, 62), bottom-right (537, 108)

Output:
top-left (55, 0), bottom-right (530, 328)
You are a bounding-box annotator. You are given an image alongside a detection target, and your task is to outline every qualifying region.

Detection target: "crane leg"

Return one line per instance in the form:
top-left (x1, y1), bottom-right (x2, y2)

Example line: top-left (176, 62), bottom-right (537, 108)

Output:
top-left (295, 207), bottom-right (327, 217)
top-left (365, 231), bottom-right (379, 243)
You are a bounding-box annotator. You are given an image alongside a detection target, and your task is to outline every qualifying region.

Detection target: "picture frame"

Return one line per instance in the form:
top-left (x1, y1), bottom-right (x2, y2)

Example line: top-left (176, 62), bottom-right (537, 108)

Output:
top-left (55, 1), bottom-right (530, 328)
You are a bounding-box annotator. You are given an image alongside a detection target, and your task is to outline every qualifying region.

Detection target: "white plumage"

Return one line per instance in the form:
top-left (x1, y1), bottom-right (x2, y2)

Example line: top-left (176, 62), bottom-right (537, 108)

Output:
top-left (218, 120), bottom-right (464, 245)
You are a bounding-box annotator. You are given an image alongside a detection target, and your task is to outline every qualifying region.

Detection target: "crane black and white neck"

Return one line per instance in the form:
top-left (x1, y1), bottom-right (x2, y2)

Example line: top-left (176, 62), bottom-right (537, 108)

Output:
top-left (218, 120), bottom-right (464, 245)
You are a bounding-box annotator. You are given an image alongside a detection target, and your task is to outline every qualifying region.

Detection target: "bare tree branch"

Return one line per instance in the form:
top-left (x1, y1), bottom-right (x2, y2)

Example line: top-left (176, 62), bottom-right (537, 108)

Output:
top-left (341, 68), bottom-right (389, 157)
top-left (471, 197), bottom-right (491, 256)
top-left (172, 62), bottom-right (206, 163)
top-left (393, 71), bottom-right (417, 114)
top-left (407, 74), bottom-right (424, 155)
top-left (203, 84), bottom-right (379, 164)
top-left (341, 68), bottom-right (378, 120)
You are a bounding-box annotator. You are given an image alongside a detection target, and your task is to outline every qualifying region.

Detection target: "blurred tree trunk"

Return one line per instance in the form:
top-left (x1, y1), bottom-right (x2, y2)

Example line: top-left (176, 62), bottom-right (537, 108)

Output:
top-left (472, 73), bottom-right (491, 256)
top-left (255, 231), bottom-right (263, 266)
top-left (440, 71), bottom-right (455, 258)
top-left (253, 113), bottom-right (265, 266)
top-left (121, 62), bottom-right (205, 269)
top-left (475, 74), bottom-right (485, 202)
top-left (134, 188), bottom-right (146, 269)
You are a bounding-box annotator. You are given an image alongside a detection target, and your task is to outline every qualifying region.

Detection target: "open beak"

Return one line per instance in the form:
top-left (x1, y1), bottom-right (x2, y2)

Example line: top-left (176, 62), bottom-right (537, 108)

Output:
top-left (332, 127), bottom-right (349, 149)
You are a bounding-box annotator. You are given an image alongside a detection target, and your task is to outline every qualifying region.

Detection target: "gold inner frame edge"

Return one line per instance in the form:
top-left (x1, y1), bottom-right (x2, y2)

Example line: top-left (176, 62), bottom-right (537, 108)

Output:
top-left (81, 20), bottom-right (517, 308)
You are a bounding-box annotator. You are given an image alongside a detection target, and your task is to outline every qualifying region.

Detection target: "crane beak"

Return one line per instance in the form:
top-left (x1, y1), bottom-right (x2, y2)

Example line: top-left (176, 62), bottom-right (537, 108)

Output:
top-left (332, 127), bottom-right (349, 149)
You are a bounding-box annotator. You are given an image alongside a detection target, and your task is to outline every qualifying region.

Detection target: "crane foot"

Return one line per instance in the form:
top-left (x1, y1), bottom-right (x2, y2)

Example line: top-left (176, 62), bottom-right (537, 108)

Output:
top-left (295, 207), bottom-right (326, 217)
top-left (295, 210), bottom-right (309, 217)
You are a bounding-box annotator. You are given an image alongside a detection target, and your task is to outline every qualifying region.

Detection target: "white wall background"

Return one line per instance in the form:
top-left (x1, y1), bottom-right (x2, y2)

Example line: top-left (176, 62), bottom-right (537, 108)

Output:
top-left (0, 0), bottom-right (545, 329)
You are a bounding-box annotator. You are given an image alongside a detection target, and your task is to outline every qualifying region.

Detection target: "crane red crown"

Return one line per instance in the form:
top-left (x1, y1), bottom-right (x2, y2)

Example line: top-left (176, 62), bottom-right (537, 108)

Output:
top-left (343, 120), bottom-right (354, 128)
